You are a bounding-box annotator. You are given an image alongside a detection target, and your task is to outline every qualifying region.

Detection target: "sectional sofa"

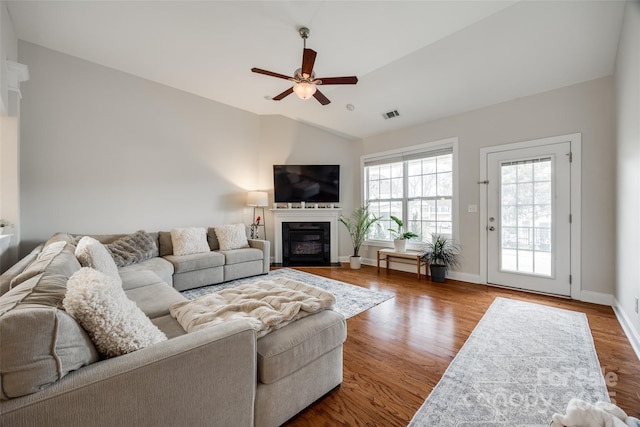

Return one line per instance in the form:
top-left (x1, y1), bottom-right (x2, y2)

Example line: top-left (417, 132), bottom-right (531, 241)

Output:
top-left (0, 228), bottom-right (347, 427)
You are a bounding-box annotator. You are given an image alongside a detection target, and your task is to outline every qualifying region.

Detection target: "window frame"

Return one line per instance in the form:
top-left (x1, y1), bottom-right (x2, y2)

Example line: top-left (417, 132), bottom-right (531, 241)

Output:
top-left (360, 137), bottom-right (459, 251)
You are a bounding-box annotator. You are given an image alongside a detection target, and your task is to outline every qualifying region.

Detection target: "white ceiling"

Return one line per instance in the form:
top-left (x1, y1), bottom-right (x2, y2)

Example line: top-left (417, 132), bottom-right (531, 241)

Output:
top-left (7, 1), bottom-right (626, 140)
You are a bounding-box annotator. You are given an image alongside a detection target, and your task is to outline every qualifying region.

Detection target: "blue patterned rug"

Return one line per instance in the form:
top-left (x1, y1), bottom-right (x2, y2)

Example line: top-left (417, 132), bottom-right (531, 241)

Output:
top-left (181, 268), bottom-right (394, 319)
top-left (408, 297), bottom-right (609, 426)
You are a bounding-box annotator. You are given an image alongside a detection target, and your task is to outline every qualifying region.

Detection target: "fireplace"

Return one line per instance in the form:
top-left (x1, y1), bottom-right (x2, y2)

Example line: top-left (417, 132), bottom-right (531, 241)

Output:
top-left (282, 222), bottom-right (330, 266)
top-left (271, 207), bottom-right (341, 265)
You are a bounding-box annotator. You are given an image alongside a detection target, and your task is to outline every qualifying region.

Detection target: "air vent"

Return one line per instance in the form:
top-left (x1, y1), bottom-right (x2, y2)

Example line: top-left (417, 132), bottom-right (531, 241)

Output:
top-left (382, 109), bottom-right (400, 120)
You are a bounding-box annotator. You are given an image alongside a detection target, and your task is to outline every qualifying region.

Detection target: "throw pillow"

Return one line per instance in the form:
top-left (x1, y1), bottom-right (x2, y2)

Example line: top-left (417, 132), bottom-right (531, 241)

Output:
top-left (75, 236), bottom-right (121, 285)
top-left (214, 224), bottom-right (249, 251)
top-left (105, 230), bottom-right (159, 267)
top-left (63, 267), bottom-right (167, 358)
top-left (170, 227), bottom-right (210, 256)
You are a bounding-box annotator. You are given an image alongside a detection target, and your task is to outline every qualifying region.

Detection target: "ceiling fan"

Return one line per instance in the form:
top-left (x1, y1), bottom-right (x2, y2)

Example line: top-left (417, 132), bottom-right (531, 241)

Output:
top-left (251, 27), bottom-right (358, 105)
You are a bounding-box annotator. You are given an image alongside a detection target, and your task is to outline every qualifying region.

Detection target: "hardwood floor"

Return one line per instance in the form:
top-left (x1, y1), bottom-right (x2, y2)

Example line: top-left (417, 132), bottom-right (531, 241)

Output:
top-left (282, 265), bottom-right (640, 426)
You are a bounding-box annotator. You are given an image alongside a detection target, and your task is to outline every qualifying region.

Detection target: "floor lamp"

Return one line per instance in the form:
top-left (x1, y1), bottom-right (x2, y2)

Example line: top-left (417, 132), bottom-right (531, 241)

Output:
top-left (247, 191), bottom-right (268, 239)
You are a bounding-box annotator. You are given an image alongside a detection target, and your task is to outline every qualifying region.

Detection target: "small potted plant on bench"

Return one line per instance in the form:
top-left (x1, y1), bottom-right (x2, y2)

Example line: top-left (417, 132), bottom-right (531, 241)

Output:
top-left (388, 215), bottom-right (419, 253)
top-left (339, 205), bottom-right (380, 269)
top-left (422, 234), bottom-right (460, 282)
top-left (0, 219), bottom-right (12, 235)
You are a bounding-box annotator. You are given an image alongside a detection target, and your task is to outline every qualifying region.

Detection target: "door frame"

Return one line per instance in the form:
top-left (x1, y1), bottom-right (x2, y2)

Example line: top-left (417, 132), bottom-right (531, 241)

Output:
top-left (479, 133), bottom-right (581, 299)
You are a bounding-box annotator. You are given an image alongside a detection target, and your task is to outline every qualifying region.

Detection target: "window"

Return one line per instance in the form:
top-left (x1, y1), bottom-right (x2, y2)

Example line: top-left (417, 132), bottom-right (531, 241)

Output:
top-left (363, 140), bottom-right (456, 243)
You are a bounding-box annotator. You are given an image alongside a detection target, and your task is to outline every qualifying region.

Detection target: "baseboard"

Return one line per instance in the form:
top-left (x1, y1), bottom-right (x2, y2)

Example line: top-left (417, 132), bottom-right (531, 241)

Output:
top-left (340, 256), bottom-right (482, 283)
top-left (447, 271), bottom-right (481, 284)
top-left (578, 290), bottom-right (614, 306)
top-left (612, 298), bottom-right (640, 362)
top-left (330, 257), bottom-right (638, 362)
top-left (338, 258), bottom-right (613, 305)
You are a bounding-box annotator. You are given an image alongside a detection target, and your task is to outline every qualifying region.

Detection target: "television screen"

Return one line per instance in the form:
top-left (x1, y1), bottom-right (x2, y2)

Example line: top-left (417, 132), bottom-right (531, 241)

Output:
top-left (273, 165), bottom-right (340, 203)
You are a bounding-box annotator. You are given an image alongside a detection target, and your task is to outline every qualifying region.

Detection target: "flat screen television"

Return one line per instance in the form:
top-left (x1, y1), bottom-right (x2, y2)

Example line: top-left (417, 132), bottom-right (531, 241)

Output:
top-left (273, 164), bottom-right (340, 203)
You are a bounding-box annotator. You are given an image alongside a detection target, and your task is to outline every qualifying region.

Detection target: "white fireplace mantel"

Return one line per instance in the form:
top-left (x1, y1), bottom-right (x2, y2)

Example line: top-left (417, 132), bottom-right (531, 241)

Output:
top-left (271, 208), bottom-right (342, 264)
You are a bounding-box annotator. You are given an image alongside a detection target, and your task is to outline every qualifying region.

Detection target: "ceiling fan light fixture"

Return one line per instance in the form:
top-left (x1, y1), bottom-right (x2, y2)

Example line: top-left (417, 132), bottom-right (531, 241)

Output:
top-left (251, 26), bottom-right (357, 105)
top-left (293, 82), bottom-right (317, 100)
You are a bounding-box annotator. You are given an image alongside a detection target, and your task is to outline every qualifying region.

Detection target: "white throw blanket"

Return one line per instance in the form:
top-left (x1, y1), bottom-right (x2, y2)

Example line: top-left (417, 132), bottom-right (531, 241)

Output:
top-left (170, 277), bottom-right (336, 337)
top-left (550, 398), bottom-right (640, 427)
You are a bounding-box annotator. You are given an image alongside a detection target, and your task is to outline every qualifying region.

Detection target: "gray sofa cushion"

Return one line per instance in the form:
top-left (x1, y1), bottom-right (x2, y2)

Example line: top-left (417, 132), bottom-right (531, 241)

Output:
top-left (0, 306), bottom-right (99, 399)
top-left (10, 242), bottom-right (80, 289)
top-left (151, 314), bottom-right (188, 339)
top-left (0, 244), bottom-right (99, 399)
top-left (256, 310), bottom-right (346, 385)
top-left (125, 282), bottom-right (187, 319)
top-left (44, 232), bottom-right (78, 247)
top-left (105, 230), bottom-right (159, 267)
top-left (0, 248), bottom-right (40, 296)
top-left (73, 233), bottom-right (126, 244)
top-left (119, 257), bottom-right (174, 286)
top-left (164, 251), bottom-right (225, 273)
top-left (172, 267), bottom-right (224, 291)
top-left (158, 231), bottom-right (173, 256)
top-left (120, 269), bottom-right (167, 291)
top-left (219, 247), bottom-right (263, 265)
top-left (207, 227), bottom-right (220, 251)
top-left (224, 261), bottom-right (264, 283)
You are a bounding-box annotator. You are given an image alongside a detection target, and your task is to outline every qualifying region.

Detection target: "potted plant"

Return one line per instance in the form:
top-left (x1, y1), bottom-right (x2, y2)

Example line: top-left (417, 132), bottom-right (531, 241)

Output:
top-left (339, 205), bottom-right (380, 269)
top-left (387, 215), bottom-right (419, 252)
top-left (0, 219), bottom-right (12, 235)
top-left (422, 234), bottom-right (460, 282)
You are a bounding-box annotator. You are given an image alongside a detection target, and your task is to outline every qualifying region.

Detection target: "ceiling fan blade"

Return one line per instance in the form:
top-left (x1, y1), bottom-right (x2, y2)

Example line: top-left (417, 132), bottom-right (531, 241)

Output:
top-left (313, 89), bottom-right (330, 105)
top-left (272, 87), bottom-right (294, 101)
top-left (316, 76), bottom-right (358, 85)
top-left (301, 49), bottom-right (317, 78)
top-left (251, 68), bottom-right (293, 81)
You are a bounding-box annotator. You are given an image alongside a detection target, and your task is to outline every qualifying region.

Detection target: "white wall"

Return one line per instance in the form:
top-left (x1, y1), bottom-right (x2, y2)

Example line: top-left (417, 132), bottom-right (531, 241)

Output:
top-left (256, 115), bottom-right (356, 256)
top-left (13, 33), bottom-right (622, 299)
top-left (615, 1), bottom-right (640, 347)
top-left (17, 41), bottom-right (357, 258)
top-left (0, 0), bottom-right (17, 114)
top-left (0, 1), bottom-right (19, 272)
top-left (360, 77), bottom-right (616, 296)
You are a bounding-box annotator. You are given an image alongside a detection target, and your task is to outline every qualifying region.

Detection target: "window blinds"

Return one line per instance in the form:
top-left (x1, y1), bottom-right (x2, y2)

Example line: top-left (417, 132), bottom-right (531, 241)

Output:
top-left (363, 146), bottom-right (453, 167)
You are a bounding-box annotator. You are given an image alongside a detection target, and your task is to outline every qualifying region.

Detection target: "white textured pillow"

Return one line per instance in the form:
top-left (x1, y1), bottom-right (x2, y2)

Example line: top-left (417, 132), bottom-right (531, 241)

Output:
top-left (170, 227), bottom-right (210, 256)
top-left (214, 224), bottom-right (249, 251)
top-left (75, 236), bottom-right (121, 285)
top-left (63, 268), bottom-right (167, 358)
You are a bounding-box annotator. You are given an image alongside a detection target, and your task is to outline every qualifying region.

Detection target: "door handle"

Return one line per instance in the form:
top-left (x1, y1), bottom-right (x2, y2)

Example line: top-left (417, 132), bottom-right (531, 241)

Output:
top-left (488, 226), bottom-right (495, 231)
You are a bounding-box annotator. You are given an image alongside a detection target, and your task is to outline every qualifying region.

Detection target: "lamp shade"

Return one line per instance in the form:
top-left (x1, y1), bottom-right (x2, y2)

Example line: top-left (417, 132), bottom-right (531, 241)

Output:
top-left (247, 191), bottom-right (268, 207)
top-left (292, 82), bottom-right (317, 100)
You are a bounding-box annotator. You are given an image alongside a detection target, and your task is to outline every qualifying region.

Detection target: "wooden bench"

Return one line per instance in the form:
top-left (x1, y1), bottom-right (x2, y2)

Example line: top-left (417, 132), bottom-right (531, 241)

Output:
top-left (377, 248), bottom-right (429, 279)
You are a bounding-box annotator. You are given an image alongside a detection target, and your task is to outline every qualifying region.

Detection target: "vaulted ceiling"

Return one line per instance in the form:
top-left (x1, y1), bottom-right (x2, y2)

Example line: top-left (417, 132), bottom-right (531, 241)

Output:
top-left (7, 1), bottom-right (626, 139)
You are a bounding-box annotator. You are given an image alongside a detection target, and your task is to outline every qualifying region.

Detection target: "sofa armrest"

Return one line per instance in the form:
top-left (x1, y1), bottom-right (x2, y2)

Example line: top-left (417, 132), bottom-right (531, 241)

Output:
top-left (248, 239), bottom-right (270, 274)
top-left (1, 319), bottom-right (257, 427)
top-left (0, 245), bottom-right (43, 296)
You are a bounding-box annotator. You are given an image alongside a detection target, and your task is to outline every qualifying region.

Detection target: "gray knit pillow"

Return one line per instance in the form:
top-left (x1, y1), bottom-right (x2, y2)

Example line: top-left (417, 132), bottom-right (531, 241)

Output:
top-left (105, 230), bottom-right (159, 268)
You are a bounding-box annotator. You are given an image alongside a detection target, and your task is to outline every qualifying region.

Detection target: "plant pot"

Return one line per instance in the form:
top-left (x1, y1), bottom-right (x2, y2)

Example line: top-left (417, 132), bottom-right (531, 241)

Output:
top-left (393, 239), bottom-right (407, 252)
top-left (349, 256), bottom-right (362, 269)
top-left (430, 264), bottom-right (446, 282)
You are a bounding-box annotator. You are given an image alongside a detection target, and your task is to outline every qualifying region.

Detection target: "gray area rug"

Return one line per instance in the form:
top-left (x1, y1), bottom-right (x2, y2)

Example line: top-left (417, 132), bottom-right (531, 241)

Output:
top-left (408, 297), bottom-right (609, 427)
top-left (181, 268), bottom-right (394, 319)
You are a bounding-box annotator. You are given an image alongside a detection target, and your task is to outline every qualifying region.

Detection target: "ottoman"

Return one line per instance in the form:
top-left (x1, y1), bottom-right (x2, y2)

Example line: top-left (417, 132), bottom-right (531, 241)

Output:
top-left (254, 310), bottom-right (347, 427)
